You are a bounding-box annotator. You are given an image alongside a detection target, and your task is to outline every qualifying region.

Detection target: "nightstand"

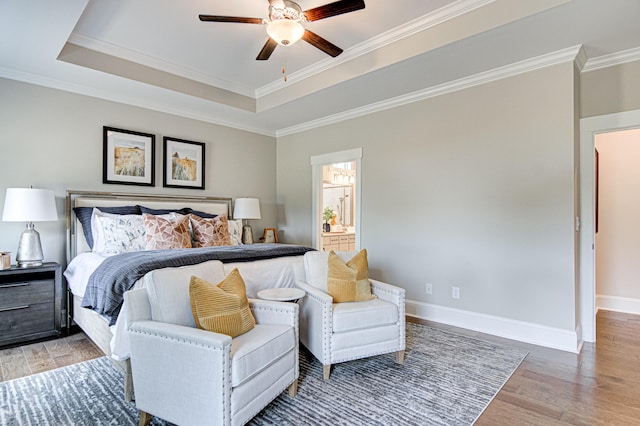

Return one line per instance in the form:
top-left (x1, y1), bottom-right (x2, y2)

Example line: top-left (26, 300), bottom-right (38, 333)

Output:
top-left (0, 262), bottom-right (64, 348)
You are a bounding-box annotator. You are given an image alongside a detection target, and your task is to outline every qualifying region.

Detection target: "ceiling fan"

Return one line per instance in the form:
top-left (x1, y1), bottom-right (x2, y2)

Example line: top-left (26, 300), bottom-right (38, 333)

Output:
top-left (199, 0), bottom-right (365, 60)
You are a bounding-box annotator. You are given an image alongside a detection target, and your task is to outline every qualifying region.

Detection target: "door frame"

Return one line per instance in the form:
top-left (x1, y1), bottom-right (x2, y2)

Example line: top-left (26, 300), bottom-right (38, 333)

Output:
top-left (579, 109), bottom-right (640, 342)
top-left (310, 148), bottom-right (362, 250)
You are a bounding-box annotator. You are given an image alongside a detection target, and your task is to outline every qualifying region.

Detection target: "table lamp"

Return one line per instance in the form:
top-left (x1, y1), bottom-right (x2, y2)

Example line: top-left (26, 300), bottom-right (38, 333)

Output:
top-left (233, 198), bottom-right (261, 244)
top-left (2, 187), bottom-right (58, 267)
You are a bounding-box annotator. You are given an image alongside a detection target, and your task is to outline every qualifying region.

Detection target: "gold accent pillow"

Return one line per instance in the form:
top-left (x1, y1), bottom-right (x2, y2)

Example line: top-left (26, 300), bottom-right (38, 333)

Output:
top-left (143, 213), bottom-right (192, 250)
top-left (189, 214), bottom-right (232, 247)
top-left (327, 249), bottom-right (376, 303)
top-left (189, 268), bottom-right (255, 337)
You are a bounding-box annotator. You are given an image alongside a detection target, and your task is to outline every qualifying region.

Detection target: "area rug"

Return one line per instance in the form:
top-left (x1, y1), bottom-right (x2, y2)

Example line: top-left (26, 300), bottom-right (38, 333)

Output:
top-left (0, 323), bottom-right (527, 425)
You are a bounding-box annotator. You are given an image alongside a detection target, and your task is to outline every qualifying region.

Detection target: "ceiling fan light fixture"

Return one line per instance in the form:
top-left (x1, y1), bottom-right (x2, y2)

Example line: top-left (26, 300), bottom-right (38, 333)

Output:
top-left (267, 19), bottom-right (304, 46)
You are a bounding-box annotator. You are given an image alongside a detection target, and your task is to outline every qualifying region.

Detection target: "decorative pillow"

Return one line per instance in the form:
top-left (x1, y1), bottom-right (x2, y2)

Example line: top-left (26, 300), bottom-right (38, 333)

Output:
top-left (227, 219), bottom-right (243, 245)
top-left (189, 214), bottom-right (232, 247)
top-left (91, 208), bottom-right (146, 255)
top-left (139, 205), bottom-right (218, 219)
top-left (327, 249), bottom-right (376, 303)
top-left (189, 268), bottom-right (255, 337)
top-left (74, 205), bottom-right (140, 249)
top-left (143, 213), bottom-right (192, 250)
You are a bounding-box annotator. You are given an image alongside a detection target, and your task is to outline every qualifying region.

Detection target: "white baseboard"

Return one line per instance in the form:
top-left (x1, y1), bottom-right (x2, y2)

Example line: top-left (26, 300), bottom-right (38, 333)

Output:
top-left (597, 295), bottom-right (640, 315)
top-left (406, 299), bottom-right (580, 353)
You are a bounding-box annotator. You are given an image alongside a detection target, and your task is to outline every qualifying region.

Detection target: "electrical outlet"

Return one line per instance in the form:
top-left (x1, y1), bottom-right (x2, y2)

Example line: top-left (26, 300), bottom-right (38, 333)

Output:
top-left (451, 286), bottom-right (460, 299)
top-left (425, 283), bottom-right (433, 295)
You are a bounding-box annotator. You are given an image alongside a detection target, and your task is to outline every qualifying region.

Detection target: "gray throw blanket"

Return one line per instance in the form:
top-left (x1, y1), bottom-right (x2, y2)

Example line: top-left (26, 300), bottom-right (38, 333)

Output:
top-left (81, 243), bottom-right (314, 325)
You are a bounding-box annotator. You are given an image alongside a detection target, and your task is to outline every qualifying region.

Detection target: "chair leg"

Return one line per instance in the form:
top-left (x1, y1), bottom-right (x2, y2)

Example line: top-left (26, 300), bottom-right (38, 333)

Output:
top-left (395, 350), bottom-right (405, 365)
top-left (323, 364), bottom-right (331, 380)
top-left (138, 410), bottom-right (152, 426)
top-left (288, 379), bottom-right (298, 397)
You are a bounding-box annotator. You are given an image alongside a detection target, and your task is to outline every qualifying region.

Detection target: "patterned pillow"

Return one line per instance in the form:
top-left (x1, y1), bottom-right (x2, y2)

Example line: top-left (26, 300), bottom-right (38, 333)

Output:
top-left (91, 208), bottom-right (146, 255)
top-left (189, 268), bottom-right (255, 337)
top-left (74, 205), bottom-right (140, 249)
top-left (227, 219), bottom-right (243, 245)
top-left (143, 213), bottom-right (192, 250)
top-left (327, 249), bottom-right (376, 303)
top-left (189, 214), bottom-right (232, 247)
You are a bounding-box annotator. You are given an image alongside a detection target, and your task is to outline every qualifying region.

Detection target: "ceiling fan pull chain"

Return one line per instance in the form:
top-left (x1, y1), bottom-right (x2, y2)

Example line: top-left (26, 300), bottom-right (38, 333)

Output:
top-left (282, 66), bottom-right (287, 82)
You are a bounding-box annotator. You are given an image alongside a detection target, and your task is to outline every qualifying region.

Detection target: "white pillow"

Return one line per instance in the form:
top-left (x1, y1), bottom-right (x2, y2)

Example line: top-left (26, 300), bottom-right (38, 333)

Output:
top-left (91, 208), bottom-right (146, 255)
top-left (227, 219), bottom-right (243, 245)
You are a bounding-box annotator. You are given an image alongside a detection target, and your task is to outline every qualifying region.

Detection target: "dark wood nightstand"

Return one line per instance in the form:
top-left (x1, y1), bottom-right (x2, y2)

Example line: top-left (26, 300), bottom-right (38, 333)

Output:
top-left (0, 262), bottom-right (64, 348)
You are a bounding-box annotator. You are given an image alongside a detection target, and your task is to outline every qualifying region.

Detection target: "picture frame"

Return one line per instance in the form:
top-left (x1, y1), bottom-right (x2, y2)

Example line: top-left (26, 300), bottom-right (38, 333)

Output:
top-left (163, 137), bottom-right (205, 189)
top-left (103, 126), bottom-right (155, 186)
top-left (263, 227), bottom-right (278, 243)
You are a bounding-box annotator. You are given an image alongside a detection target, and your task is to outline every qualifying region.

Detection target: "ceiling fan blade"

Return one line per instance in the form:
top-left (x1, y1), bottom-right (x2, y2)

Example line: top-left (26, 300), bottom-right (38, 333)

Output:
top-left (304, 0), bottom-right (365, 22)
top-left (256, 38), bottom-right (278, 60)
top-left (302, 30), bottom-right (343, 57)
top-left (199, 15), bottom-right (264, 24)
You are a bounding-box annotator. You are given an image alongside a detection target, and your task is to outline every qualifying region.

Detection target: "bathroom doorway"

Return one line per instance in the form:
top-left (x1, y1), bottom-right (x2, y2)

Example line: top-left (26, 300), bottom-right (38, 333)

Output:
top-left (310, 148), bottom-right (362, 251)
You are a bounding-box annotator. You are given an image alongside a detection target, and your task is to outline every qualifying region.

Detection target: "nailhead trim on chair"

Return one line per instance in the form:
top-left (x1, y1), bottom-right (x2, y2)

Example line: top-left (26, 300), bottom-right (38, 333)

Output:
top-left (129, 327), bottom-right (233, 424)
top-left (129, 329), bottom-right (230, 350)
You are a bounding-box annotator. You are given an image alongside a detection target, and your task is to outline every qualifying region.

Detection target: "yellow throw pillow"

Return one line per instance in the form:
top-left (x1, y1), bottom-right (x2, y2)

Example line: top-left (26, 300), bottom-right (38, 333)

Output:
top-left (189, 268), bottom-right (255, 337)
top-left (327, 249), bottom-right (376, 303)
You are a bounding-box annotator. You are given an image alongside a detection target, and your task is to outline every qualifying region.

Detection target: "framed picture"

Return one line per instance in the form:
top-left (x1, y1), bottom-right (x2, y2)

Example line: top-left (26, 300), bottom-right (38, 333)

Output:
top-left (163, 137), bottom-right (205, 189)
top-left (263, 227), bottom-right (278, 243)
top-left (103, 126), bottom-right (155, 186)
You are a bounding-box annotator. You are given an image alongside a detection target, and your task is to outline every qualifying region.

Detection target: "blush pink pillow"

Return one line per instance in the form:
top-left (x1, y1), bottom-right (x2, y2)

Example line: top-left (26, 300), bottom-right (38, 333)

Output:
top-left (143, 213), bottom-right (192, 250)
top-left (189, 214), bottom-right (232, 247)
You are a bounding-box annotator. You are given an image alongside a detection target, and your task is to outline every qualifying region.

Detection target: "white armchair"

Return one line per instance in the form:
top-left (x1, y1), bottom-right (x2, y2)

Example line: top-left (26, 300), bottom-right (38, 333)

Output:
top-left (296, 250), bottom-right (405, 379)
top-left (124, 262), bottom-right (299, 426)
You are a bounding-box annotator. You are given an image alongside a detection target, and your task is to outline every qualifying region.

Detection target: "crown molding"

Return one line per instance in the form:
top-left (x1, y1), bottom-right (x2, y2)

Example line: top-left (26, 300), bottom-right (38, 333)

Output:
top-left (276, 45), bottom-right (582, 136)
top-left (582, 46), bottom-right (640, 72)
top-left (0, 65), bottom-right (275, 137)
top-left (256, 0), bottom-right (495, 98)
top-left (66, 32), bottom-right (256, 98)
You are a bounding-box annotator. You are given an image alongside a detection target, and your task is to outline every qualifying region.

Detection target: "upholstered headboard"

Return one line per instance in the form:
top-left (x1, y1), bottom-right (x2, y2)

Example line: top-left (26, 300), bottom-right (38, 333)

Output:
top-left (66, 190), bottom-right (232, 262)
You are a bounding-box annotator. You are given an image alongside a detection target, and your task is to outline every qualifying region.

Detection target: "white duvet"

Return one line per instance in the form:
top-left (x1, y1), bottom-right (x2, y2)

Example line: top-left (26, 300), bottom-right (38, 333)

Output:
top-left (64, 253), bottom-right (305, 361)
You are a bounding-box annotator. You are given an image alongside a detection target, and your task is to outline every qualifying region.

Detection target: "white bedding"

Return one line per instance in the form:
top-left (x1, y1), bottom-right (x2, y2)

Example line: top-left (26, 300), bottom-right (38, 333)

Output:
top-left (64, 253), bottom-right (305, 361)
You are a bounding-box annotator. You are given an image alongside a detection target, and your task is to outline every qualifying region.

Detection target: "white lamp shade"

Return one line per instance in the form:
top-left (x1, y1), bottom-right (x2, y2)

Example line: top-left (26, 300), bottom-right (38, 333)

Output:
top-left (233, 198), bottom-right (261, 220)
top-left (2, 188), bottom-right (58, 222)
top-left (267, 19), bottom-right (305, 46)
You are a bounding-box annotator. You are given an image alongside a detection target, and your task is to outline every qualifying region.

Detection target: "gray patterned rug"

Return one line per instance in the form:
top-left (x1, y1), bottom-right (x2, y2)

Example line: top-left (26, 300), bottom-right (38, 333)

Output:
top-left (0, 323), bottom-right (527, 425)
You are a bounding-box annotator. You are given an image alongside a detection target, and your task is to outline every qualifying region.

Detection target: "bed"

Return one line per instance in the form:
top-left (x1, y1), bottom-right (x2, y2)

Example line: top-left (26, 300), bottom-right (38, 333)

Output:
top-left (64, 190), bottom-right (313, 401)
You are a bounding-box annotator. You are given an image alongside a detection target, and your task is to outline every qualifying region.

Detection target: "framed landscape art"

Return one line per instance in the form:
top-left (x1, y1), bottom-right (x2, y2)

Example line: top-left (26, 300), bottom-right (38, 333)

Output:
top-left (163, 137), bottom-right (205, 189)
top-left (103, 126), bottom-right (155, 186)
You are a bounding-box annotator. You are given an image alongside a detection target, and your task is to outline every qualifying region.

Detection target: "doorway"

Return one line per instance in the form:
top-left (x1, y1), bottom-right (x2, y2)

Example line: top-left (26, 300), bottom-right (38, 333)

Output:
top-left (310, 148), bottom-right (362, 251)
top-left (579, 109), bottom-right (640, 343)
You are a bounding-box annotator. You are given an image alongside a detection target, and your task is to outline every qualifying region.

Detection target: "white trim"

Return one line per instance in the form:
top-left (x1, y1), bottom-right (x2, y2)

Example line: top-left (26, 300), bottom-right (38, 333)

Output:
top-left (597, 295), bottom-right (640, 316)
top-left (310, 148), bottom-right (363, 166)
top-left (0, 66), bottom-right (276, 138)
top-left (276, 45), bottom-right (582, 136)
top-left (583, 46), bottom-right (640, 73)
top-left (579, 109), bottom-right (640, 343)
top-left (67, 33), bottom-right (256, 98)
top-left (257, 0), bottom-right (495, 96)
top-left (406, 300), bottom-right (580, 353)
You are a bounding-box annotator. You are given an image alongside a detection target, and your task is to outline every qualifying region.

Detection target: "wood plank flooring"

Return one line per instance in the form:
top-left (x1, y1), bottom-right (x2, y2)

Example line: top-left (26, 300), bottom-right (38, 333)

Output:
top-left (0, 330), bottom-right (102, 382)
top-left (2, 310), bottom-right (640, 425)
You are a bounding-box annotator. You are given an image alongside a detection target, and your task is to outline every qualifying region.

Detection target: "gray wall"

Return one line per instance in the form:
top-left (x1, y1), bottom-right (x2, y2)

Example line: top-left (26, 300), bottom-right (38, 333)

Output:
top-left (581, 60), bottom-right (640, 119)
top-left (277, 62), bottom-right (579, 331)
top-left (0, 78), bottom-right (277, 267)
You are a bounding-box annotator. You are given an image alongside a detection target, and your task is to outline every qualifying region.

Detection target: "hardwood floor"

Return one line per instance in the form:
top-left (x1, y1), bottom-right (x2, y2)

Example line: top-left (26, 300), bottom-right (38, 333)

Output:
top-left (2, 311), bottom-right (640, 425)
top-left (0, 329), bottom-right (102, 382)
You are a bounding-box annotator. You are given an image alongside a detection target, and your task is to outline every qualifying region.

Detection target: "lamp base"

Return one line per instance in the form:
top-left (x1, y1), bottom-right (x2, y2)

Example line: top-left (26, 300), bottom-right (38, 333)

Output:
top-left (16, 223), bottom-right (44, 268)
top-left (242, 224), bottom-right (254, 244)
